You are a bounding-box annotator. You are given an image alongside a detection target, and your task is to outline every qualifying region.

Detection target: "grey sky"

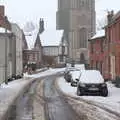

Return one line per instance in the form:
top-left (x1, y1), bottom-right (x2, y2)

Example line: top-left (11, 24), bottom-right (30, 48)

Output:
top-left (1, 0), bottom-right (120, 45)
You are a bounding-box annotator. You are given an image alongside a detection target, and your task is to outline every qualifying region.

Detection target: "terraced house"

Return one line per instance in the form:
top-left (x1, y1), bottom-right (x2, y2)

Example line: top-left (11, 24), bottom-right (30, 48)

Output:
top-left (0, 6), bottom-right (23, 84)
top-left (89, 11), bottom-right (120, 81)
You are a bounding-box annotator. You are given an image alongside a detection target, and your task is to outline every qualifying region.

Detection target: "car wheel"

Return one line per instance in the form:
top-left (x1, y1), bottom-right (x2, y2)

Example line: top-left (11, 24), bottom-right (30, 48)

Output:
top-left (101, 87), bottom-right (108, 97)
top-left (77, 87), bottom-right (83, 96)
top-left (71, 82), bottom-right (74, 86)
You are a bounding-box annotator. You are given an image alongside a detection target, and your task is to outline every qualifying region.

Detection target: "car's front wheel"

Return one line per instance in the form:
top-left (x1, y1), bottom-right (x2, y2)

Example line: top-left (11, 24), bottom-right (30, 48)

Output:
top-left (101, 87), bottom-right (108, 97)
top-left (77, 87), bottom-right (83, 96)
top-left (71, 82), bottom-right (73, 86)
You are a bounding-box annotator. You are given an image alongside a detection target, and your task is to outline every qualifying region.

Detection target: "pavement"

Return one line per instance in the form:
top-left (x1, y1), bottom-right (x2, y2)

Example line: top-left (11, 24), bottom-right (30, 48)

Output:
top-left (0, 77), bottom-right (35, 120)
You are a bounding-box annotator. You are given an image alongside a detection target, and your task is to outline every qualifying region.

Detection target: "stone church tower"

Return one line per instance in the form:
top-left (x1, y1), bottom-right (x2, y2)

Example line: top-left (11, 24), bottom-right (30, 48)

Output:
top-left (56, 0), bottom-right (96, 64)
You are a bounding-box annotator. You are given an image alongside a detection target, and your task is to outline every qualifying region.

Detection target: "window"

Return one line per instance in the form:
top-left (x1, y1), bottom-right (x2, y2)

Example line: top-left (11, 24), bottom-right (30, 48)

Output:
top-left (62, 46), bottom-right (65, 55)
top-left (100, 61), bottom-right (103, 74)
top-left (96, 61), bottom-right (98, 70)
top-left (59, 56), bottom-right (64, 62)
top-left (91, 60), bottom-right (94, 69)
top-left (91, 42), bottom-right (94, 53)
top-left (79, 28), bottom-right (87, 48)
top-left (101, 41), bottom-right (103, 52)
top-left (80, 53), bottom-right (85, 64)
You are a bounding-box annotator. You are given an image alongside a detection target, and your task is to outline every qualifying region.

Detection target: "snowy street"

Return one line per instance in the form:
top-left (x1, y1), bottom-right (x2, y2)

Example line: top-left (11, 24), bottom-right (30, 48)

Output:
top-left (0, 68), bottom-right (120, 120)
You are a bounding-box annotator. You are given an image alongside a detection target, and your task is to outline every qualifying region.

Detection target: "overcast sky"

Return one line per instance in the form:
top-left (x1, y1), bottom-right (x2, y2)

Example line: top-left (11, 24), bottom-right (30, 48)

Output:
top-left (1, 0), bottom-right (120, 46)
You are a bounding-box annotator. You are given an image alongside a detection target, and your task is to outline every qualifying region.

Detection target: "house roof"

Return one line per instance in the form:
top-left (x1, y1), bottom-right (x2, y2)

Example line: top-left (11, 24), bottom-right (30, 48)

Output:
top-left (24, 28), bottom-right (63, 49)
top-left (40, 29), bottom-right (63, 46)
top-left (112, 10), bottom-right (120, 21)
top-left (0, 27), bottom-right (11, 33)
top-left (24, 29), bottom-right (38, 50)
top-left (34, 33), bottom-right (41, 49)
top-left (22, 30), bottom-right (28, 50)
top-left (90, 29), bottom-right (105, 40)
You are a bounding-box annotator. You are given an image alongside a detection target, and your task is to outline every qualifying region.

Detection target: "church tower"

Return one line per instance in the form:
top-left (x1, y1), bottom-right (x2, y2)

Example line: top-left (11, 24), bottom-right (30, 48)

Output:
top-left (56, 0), bottom-right (96, 63)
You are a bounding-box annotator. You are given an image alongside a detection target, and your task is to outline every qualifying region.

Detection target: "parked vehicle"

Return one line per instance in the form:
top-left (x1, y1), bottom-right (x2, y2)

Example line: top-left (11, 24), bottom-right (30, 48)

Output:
top-left (7, 73), bottom-right (23, 83)
top-left (64, 67), bottom-right (76, 82)
top-left (7, 76), bottom-right (14, 82)
top-left (77, 70), bottom-right (108, 97)
top-left (70, 70), bottom-right (81, 87)
top-left (16, 74), bottom-right (23, 79)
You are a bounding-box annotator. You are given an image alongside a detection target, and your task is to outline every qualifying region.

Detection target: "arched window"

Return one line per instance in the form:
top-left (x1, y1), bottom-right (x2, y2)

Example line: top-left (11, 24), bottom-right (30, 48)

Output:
top-left (80, 53), bottom-right (85, 64)
top-left (79, 28), bottom-right (88, 48)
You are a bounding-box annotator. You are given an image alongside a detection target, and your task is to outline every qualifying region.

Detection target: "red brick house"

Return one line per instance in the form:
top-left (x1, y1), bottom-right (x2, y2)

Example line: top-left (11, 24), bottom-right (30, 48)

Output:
top-left (105, 11), bottom-right (120, 80)
top-left (89, 10), bottom-right (120, 80)
top-left (88, 30), bottom-right (107, 78)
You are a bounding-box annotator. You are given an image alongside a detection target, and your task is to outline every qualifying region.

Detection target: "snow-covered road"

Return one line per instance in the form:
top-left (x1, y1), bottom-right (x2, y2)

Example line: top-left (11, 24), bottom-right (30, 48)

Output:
top-left (1, 67), bottom-right (120, 120)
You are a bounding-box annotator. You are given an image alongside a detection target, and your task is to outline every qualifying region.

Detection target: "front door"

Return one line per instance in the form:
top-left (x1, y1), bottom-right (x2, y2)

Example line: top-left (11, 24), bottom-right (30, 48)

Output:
top-left (80, 53), bottom-right (85, 64)
top-left (110, 55), bottom-right (116, 80)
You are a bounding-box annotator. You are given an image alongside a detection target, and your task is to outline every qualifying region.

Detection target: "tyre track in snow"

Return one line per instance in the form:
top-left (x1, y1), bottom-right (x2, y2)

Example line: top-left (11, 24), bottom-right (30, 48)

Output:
top-left (65, 96), bottom-right (120, 120)
top-left (66, 95), bottom-right (120, 119)
top-left (43, 76), bottom-right (86, 120)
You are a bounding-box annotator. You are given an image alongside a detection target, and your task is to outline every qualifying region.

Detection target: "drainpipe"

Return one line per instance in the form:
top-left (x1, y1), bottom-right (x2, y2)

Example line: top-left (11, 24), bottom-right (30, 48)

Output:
top-left (5, 27), bottom-right (8, 84)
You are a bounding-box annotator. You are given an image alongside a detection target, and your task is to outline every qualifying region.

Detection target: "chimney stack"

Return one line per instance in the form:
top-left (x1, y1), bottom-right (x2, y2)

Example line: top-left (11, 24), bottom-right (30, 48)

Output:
top-left (107, 10), bottom-right (114, 24)
top-left (0, 5), bottom-right (5, 16)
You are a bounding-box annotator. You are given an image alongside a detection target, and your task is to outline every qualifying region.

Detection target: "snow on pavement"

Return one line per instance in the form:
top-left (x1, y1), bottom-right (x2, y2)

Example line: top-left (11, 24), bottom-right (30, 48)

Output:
top-left (24, 68), bottom-right (65, 78)
top-left (58, 77), bottom-right (120, 114)
top-left (0, 68), bottom-right (65, 119)
top-left (0, 68), bottom-right (65, 93)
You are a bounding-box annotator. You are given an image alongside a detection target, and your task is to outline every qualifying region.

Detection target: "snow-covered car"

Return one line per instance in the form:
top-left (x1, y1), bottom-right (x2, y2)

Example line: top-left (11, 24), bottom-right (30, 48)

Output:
top-left (70, 70), bottom-right (81, 87)
top-left (64, 67), bottom-right (77, 82)
top-left (77, 70), bottom-right (108, 97)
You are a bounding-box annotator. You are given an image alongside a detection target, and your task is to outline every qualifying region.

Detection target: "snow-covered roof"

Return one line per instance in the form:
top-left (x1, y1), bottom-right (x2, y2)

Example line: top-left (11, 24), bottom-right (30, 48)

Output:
top-left (24, 29), bottom-right (38, 50)
top-left (0, 27), bottom-right (11, 33)
top-left (113, 10), bottom-right (120, 21)
top-left (24, 28), bottom-right (63, 49)
top-left (74, 64), bottom-right (85, 70)
top-left (41, 30), bottom-right (63, 46)
top-left (79, 70), bottom-right (104, 84)
top-left (71, 70), bottom-right (81, 80)
top-left (91, 29), bottom-right (105, 40)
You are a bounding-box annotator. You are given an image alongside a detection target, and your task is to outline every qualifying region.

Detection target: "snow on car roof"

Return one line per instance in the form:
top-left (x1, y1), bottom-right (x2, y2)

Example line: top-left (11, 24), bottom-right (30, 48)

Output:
top-left (74, 64), bottom-right (85, 70)
top-left (71, 70), bottom-right (81, 80)
top-left (79, 70), bottom-right (104, 84)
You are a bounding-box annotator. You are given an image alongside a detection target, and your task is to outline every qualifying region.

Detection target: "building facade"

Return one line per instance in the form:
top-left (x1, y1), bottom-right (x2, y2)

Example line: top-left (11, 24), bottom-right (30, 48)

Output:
top-left (56, 0), bottom-right (96, 63)
top-left (42, 46), bottom-right (59, 65)
top-left (0, 32), bottom-right (16, 84)
top-left (89, 11), bottom-right (120, 80)
top-left (11, 23), bottom-right (23, 75)
top-left (58, 32), bottom-right (68, 64)
top-left (105, 11), bottom-right (120, 80)
top-left (88, 30), bottom-right (108, 79)
top-left (0, 5), bottom-right (18, 84)
top-left (23, 34), bottom-right (42, 70)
